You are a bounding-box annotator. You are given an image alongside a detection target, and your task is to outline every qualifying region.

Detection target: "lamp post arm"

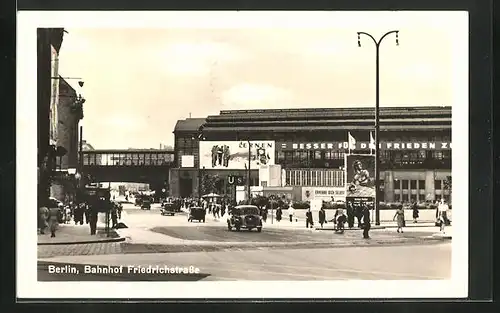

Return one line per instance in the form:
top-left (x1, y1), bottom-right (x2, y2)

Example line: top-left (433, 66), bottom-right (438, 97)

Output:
top-left (377, 30), bottom-right (399, 46)
top-left (357, 32), bottom-right (378, 46)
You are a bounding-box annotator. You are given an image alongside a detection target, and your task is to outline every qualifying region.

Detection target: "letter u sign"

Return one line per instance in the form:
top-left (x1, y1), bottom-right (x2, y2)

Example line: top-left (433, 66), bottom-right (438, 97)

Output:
top-left (228, 176), bottom-right (235, 185)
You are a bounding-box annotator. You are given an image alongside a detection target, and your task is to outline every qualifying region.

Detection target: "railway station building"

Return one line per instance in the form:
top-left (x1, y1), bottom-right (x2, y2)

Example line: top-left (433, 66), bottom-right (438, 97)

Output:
top-left (170, 106), bottom-right (451, 204)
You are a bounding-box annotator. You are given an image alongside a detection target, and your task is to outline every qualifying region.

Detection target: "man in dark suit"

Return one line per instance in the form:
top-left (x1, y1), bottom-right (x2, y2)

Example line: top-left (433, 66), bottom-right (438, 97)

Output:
top-left (305, 208), bottom-right (314, 228)
top-left (346, 202), bottom-right (355, 228)
top-left (361, 202), bottom-right (371, 239)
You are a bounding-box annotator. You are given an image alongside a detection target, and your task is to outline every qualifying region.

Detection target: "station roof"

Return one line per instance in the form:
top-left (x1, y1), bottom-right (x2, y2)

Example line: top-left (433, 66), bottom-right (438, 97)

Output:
top-left (173, 118), bottom-right (206, 133)
top-left (173, 106), bottom-right (451, 133)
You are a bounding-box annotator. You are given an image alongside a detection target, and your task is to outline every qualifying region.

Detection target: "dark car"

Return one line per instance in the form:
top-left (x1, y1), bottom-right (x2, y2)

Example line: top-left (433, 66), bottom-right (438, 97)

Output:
top-left (188, 206), bottom-right (206, 222)
top-left (135, 197), bottom-right (143, 207)
top-left (160, 202), bottom-right (176, 216)
top-left (227, 205), bottom-right (262, 232)
top-left (141, 198), bottom-right (151, 210)
top-left (161, 200), bottom-right (181, 211)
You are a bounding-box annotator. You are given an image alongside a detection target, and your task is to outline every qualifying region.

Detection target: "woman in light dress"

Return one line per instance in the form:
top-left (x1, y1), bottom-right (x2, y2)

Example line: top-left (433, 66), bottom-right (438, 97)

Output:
top-left (393, 205), bottom-right (405, 233)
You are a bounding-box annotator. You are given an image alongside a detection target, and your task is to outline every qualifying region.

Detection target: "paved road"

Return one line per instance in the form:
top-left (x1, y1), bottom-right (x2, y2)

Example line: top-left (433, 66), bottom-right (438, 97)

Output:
top-left (38, 203), bottom-right (451, 281)
top-left (123, 204), bottom-right (439, 242)
top-left (39, 242), bottom-right (451, 281)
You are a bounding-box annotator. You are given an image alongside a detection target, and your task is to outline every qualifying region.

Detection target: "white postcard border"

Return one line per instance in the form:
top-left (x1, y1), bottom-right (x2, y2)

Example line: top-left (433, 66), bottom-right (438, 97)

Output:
top-left (16, 10), bottom-right (469, 299)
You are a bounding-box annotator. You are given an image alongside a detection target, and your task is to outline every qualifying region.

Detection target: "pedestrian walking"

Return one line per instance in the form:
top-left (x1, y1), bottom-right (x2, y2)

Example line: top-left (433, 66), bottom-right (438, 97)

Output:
top-left (262, 205), bottom-right (268, 223)
top-left (221, 203), bottom-right (227, 217)
top-left (38, 206), bottom-right (49, 234)
top-left (437, 199), bottom-right (450, 233)
top-left (318, 206), bottom-right (326, 228)
top-left (412, 202), bottom-right (419, 223)
top-left (64, 205), bottom-right (72, 224)
top-left (361, 203), bottom-right (371, 239)
top-left (84, 204), bottom-right (90, 224)
top-left (111, 205), bottom-right (118, 228)
top-left (117, 203), bottom-right (122, 220)
top-left (346, 202), bottom-right (355, 228)
top-left (287, 203), bottom-right (295, 223)
top-left (47, 206), bottom-right (60, 238)
top-left (89, 205), bottom-right (98, 235)
top-left (334, 208), bottom-right (347, 232)
top-left (305, 208), bottom-right (314, 228)
top-left (276, 206), bottom-right (282, 222)
top-left (355, 204), bottom-right (363, 228)
top-left (393, 205), bottom-right (405, 233)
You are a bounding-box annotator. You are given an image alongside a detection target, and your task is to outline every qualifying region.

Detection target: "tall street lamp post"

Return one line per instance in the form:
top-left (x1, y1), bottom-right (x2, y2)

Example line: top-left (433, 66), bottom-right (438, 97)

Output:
top-left (196, 128), bottom-right (206, 199)
top-left (247, 140), bottom-right (251, 204)
top-left (357, 30), bottom-right (399, 226)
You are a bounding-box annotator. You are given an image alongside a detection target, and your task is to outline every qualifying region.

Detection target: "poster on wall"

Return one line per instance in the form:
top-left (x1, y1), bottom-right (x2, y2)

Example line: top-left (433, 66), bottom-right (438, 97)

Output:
top-left (199, 141), bottom-right (275, 170)
top-left (345, 154), bottom-right (375, 198)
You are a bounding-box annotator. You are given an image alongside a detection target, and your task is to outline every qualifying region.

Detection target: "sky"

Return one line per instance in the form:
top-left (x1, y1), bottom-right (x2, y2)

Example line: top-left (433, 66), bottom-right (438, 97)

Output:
top-left (56, 11), bottom-right (467, 149)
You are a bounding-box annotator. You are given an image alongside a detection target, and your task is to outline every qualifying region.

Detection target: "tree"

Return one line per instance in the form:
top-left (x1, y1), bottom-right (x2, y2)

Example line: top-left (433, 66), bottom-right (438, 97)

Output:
top-left (443, 176), bottom-right (452, 190)
top-left (201, 173), bottom-right (220, 195)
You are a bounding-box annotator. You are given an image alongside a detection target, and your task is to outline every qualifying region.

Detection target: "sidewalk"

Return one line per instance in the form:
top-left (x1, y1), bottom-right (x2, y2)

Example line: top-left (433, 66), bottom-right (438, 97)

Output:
top-left (38, 223), bottom-right (125, 245)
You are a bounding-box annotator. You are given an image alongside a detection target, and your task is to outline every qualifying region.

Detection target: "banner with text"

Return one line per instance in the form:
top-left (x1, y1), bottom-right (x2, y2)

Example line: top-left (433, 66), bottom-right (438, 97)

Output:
top-left (277, 141), bottom-right (452, 151)
top-left (301, 187), bottom-right (346, 202)
top-left (345, 154), bottom-right (376, 199)
top-left (199, 141), bottom-right (275, 170)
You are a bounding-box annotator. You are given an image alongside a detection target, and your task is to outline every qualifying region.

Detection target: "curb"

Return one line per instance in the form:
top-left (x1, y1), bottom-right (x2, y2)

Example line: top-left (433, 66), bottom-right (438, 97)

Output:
top-left (315, 226), bottom-right (386, 231)
top-left (116, 237), bottom-right (451, 254)
top-left (38, 237), bottom-right (126, 246)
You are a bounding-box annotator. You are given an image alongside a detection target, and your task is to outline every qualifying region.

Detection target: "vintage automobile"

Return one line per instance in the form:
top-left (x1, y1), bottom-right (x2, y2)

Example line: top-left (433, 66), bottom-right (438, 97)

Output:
top-left (160, 202), bottom-right (176, 216)
top-left (188, 206), bottom-right (206, 222)
top-left (161, 199), bottom-right (182, 212)
top-left (141, 198), bottom-right (151, 210)
top-left (227, 205), bottom-right (262, 232)
top-left (135, 196), bottom-right (143, 207)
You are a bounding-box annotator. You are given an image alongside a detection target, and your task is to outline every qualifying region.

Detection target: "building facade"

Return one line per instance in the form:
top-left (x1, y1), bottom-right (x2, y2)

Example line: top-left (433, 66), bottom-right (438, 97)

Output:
top-left (49, 77), bottom-right (85, 201)
top-left (170, 106), bottom-right (452, 203)
top-left (37, 28), bottom-right (65, 208)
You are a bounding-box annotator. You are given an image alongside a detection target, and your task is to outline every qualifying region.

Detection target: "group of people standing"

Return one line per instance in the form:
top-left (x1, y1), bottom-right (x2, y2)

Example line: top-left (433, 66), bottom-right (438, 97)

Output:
top-left (38, 198), bottom-right (123, 238)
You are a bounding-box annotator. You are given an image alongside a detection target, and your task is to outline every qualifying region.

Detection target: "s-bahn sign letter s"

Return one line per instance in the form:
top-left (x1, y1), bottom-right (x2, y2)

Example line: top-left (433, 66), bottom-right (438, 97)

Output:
top-left (228, 175), bottom-right (244, 185)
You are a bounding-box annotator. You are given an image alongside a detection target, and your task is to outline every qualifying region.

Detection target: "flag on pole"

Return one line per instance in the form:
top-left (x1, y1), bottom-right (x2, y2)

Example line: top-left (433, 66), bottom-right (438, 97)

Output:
top-left (369, 132), bottom-right (375, 154)
top-left (348, 132), bottom-right (356, 154)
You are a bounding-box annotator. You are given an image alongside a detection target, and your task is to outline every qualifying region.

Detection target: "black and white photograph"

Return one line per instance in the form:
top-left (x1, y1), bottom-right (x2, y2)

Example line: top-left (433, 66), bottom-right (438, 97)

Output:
top-left (17, 11), bottom-right (468, 299)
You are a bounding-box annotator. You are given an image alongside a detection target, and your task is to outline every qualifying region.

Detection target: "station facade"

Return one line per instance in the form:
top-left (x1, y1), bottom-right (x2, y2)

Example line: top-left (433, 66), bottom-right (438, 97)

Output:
top-left (170, 106), bottom-right (452, 203)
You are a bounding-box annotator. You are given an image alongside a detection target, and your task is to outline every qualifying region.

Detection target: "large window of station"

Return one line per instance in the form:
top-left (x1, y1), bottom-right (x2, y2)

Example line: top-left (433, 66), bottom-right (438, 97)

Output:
top-left (285, 169), bottom-right (344, 187)
top-left (82, 152), bottom-right (174, 166)
top-left (277, 150), bottom-right (346, 169)
top-left (381, 150), bottom-right (451, 169)
top-left (277, 148), bottom-right (450, 170)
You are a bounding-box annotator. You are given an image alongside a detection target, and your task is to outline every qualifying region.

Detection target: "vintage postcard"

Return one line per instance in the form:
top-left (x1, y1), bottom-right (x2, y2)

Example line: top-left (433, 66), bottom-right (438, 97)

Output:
top-left (17, 11), bottom-right (468, 299)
